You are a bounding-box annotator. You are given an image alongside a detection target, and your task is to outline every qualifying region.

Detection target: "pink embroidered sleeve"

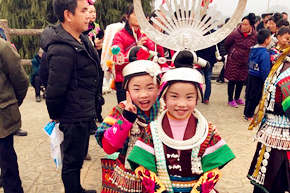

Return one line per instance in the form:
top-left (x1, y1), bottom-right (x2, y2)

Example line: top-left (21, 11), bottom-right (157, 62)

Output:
top-left (102, 115), bottom-right (133, 153)
top-left (96, 103), bottom-right (134, 154)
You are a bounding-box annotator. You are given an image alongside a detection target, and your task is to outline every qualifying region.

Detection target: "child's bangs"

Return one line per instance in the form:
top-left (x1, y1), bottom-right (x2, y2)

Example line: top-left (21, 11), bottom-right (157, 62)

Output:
top-left (161, 80), bottom-right (203, 102)
top-left (123, 72), bottom-right (161, 90)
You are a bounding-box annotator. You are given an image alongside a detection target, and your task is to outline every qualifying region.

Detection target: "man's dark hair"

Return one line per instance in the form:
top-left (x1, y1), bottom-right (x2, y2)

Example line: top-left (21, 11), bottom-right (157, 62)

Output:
top-left (53, 0), bottom-right (78, 22)
top-left (257, 29), bottom-right (271, 44)
top-left (277, 26), bottom-right (290, 36)
top-left (277, 19), bottom-right (290, 28)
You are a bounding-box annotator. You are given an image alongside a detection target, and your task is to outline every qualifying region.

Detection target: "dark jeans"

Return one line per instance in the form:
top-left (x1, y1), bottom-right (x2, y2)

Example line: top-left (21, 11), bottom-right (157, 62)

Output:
top-left (0, 134), bottom-right (24, 193)
top-left (32, 75), bottom-right (41, 97)
top-left (244, 75), bottom-right (263, 118)
top-left (115, 82), bottom-right (126, 103)
top-left (202, 66), bottom-right (213, 101)
top-left (228, 80), bottom-right (244, 102)
top-left (59, 120), bottom-right (95, 193)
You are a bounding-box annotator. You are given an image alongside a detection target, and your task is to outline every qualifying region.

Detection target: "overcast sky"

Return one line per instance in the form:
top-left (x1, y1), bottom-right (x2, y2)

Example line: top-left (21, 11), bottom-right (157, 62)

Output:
top-left (211, 0), bottom-right (290, 16)
top-left (154, 0), bottom-right (290, 17)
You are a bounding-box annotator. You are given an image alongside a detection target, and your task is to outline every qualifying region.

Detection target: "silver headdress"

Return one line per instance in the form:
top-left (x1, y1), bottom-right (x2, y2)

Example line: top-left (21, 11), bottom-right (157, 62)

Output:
top-left (133, 0), bottom-right (247, 52)
top-left (122, 60), bottom-right (161, 89)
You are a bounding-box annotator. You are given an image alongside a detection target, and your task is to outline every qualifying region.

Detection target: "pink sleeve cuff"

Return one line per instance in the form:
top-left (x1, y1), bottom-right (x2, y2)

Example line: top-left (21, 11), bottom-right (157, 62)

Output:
top-left (103, 116), bottom-right (133, 149)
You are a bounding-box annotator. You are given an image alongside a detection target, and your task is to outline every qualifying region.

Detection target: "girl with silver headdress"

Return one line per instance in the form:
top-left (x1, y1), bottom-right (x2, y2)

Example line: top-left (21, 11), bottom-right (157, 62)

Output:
top-left (127, 63), bottom-right (235, 193)
top-left (96, 60), bottom-right (162, 193)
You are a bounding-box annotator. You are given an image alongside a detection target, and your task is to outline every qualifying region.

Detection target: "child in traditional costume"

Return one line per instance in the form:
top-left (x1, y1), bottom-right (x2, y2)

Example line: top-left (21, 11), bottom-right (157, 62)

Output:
top-left (247, 45), bottom-right (290, 193)
top-left (95, 60), bottom-right (161, 193)
top-left (127, 54), bottom-right (235, 193)
top-left (270, 27), bottom-right (290, 63)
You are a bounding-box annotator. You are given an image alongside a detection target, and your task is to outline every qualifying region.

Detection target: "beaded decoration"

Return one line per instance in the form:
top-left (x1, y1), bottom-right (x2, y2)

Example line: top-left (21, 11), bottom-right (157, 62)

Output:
top-left (150, 109), bottom-right (209, 192)
top-left (248, 145), bottom-right (271, 185)
top-left (109, 165), bottom-right (142, 192)
top-left (257, 60), bottom-right (290, 150)
top-left (256, 114), bottom-right (290, 150)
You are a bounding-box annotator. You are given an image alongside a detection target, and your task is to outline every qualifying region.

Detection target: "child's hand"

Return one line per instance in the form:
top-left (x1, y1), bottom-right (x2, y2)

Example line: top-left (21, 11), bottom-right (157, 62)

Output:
top-left (125, 91), bottom-right (137, 114)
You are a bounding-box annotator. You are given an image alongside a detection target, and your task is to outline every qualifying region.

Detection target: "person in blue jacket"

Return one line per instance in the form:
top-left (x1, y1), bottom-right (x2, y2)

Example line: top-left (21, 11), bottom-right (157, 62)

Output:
top-left (244, 29), bottom-right (272, 120)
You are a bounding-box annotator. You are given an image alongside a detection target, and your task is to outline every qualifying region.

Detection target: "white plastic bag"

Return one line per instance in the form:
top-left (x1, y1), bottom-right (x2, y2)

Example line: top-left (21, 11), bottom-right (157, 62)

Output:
top-left (44, 121), bottom-right (64, 168)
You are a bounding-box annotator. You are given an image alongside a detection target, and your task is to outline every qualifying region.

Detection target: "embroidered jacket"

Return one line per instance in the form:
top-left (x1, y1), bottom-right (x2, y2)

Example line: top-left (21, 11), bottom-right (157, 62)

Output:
top-left (96, 101), bottom-right (160, 193)
top-left (255, 55), bottom-right (290, 150)
top-left (128, 110), bottom-right (235, 193)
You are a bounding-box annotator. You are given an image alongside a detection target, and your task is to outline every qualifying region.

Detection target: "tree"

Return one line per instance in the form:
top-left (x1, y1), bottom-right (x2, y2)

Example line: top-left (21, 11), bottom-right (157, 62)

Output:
top-left (0, 0), bottom-right (152, 58)
top-left (95, 0), bottom-right (152, 29)
top-left (0, 0), bottom-right (57, 58)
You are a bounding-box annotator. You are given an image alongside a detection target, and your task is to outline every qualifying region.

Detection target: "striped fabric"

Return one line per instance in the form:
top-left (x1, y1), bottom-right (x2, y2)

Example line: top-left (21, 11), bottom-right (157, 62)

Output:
top-left (136, 100), bottom-right (160, 124)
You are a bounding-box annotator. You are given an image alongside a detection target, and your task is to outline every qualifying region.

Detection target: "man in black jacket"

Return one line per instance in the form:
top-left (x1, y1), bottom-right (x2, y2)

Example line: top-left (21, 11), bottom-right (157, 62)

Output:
top-left (44, 0), bottom-right (101, 192)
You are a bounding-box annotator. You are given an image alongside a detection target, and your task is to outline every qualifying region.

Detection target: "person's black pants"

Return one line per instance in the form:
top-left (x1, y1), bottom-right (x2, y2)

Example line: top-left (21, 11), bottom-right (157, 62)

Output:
top-left (33, 75), bottom-right (41, 97)
top-left (228, 80), bottom-right (244, 102)
top-left (59, 120), bottom-right (95, 193)
top-left (0, 134), bottom-right (24, 193)
top-left (244, 75), bottom-right (263, 118)
top-left (96, 71), bottom-right (104, 122)
top-left (115, 82), bottom-right (126, 103)
top-left (218, 60), bottom-right (225, 81)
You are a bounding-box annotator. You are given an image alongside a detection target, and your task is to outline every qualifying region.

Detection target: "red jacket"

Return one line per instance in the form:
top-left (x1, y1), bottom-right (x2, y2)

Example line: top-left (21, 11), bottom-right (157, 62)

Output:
top-left (112, 25), bottom-right (155, 82)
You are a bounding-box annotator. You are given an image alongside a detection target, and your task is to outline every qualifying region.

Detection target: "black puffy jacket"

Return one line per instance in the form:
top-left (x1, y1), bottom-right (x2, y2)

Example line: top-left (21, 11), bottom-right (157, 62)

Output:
top-left (42, 24), bottom-right (101, 122)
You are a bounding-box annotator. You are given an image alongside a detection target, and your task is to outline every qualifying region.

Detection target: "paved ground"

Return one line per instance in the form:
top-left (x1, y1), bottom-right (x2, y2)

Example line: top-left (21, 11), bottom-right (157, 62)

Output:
top-left (0, 80), bottom-right (257, 193)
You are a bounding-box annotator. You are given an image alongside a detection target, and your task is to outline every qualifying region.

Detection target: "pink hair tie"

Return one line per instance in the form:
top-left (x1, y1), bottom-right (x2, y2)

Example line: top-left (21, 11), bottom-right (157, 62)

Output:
top-left (88, 0), bottom-right (95, 5)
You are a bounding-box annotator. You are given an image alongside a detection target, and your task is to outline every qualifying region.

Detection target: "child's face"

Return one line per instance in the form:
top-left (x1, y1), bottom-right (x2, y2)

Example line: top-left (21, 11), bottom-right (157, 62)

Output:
top-left (266, 20), bottom-right (277, 33)
top-left (277, 33), bottom-right (290, 48)
top-left (165, 82), bottom-right (198, 120)
top-left (128, 74), bottom-right (159, 111)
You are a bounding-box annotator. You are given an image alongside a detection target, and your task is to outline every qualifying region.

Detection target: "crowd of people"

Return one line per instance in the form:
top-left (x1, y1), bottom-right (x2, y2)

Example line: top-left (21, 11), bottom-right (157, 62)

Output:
top-left (0, 0), bottom-right (289, 193)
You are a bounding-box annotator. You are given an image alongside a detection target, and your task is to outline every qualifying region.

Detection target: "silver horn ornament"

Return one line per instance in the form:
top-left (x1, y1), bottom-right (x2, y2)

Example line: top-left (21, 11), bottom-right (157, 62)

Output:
top-left (133, 0), bottom-right (247, 51)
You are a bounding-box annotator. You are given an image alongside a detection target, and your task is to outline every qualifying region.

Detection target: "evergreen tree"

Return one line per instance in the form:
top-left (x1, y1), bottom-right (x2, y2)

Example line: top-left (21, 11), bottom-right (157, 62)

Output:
top-left (95, 0), bottom-right (152, 29)
top-left (0, 0), bottom-right (57, 58)
top-left (0, 0), bottom-right (152, 58)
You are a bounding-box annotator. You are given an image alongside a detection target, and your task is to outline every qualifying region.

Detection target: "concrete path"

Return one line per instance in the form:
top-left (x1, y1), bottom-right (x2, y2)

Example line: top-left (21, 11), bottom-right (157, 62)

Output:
top-left (0, 81), bottom-right (257, 193)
